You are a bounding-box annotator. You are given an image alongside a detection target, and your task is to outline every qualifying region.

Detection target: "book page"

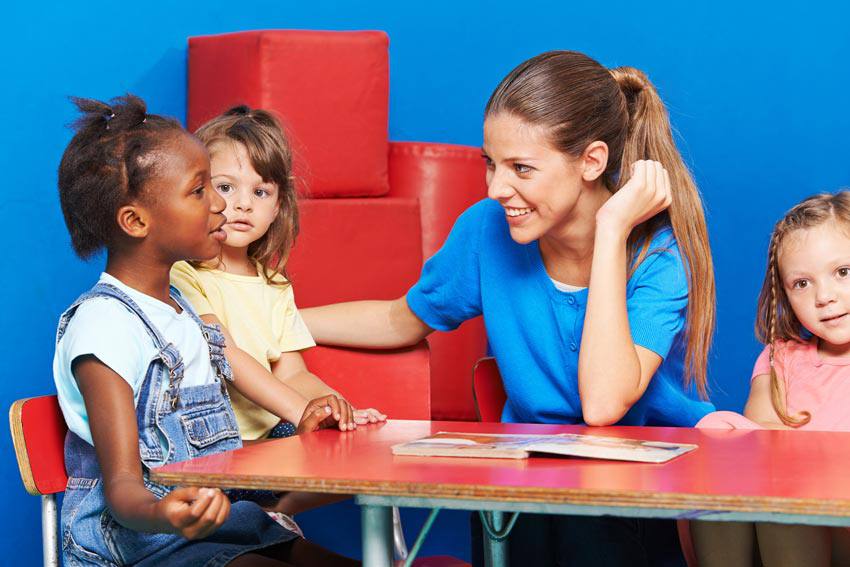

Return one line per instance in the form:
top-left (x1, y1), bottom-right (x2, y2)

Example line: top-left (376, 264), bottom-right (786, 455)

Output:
top-left (392, 432), bottom-right (696, 463)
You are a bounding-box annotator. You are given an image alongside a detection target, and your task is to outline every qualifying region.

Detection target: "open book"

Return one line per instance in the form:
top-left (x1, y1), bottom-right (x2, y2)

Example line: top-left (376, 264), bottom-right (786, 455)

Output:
top-left (392, 432), bottom-right (697, 463)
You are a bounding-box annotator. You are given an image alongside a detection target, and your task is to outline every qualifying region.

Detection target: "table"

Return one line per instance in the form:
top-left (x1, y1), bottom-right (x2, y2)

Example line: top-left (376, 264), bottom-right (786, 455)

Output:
top-left (151, 420), bottom-right (850, 566)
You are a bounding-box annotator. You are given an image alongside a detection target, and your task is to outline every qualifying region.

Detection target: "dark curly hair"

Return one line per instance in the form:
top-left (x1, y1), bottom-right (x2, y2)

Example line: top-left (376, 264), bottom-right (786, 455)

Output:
top-left (58, 94), bottom-right (184, 259)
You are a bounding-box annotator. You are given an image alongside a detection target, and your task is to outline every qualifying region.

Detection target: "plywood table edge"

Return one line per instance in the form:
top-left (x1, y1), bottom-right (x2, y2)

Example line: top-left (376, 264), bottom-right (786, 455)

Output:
top-left (148, 470), bottom-right (850, 518)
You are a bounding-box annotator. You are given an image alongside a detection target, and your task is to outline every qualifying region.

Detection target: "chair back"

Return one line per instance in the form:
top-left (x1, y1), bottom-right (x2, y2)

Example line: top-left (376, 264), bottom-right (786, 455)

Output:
top-left (9, 395), bottom-right (68, 495)
top-left (471, 357), bottom-right (506, 423)
top-left (303, 342), bottom-right (432, 420)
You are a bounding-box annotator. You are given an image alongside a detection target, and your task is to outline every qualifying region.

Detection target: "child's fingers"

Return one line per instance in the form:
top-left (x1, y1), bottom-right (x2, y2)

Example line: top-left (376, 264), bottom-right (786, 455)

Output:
top-left (298, 402), bottom-right (332, 433)
top-left (188, 487), bottom-right (218, 520)
top-left (353, 408), bottom-right (387, 424)
top-left (215, 493), bottom-right (231, 527)
top-left (191, 490), bottom-right (228, 539)
top-left (323, 395), bottom-right (342, 423)
top-left (168, 486), bottom-right (200, 506)
top-left (163, 487), bottom-right (207, 532)
top-left (338, 399), bottom-right (356, 431)
top-left (364, 408), bottom-right (386, 422)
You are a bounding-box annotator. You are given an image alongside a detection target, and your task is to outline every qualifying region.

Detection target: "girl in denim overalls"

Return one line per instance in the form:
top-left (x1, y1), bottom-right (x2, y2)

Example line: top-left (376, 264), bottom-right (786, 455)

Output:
top-left (53, 95), bottom-right (359, 567)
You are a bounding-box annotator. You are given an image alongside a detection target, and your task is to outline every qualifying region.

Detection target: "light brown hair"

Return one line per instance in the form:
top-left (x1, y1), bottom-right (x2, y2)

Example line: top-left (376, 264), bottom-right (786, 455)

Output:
top-left (485, 51), bottom-right (715, 398)
top-left (195, 105), bottom-right (298, 284)
top-left (755, 192), bottom-right (850, 426)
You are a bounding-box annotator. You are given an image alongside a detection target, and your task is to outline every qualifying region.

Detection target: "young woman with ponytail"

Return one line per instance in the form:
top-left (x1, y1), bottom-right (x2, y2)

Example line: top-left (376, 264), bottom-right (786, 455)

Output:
top-left (302, 51), bottom-right (716, 565)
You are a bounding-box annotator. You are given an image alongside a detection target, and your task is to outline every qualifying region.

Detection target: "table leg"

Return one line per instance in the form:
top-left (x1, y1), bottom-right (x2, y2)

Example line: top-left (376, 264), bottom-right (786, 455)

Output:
top-left (362, 504), bottom-right (394, 567)
top-left (482, 511), bottom-right (509, 567)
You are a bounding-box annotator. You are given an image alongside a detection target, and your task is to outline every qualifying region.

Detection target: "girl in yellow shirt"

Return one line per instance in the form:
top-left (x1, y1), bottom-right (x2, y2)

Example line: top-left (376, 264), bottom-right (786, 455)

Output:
top-left (171, 106), bottom-right (386, 514)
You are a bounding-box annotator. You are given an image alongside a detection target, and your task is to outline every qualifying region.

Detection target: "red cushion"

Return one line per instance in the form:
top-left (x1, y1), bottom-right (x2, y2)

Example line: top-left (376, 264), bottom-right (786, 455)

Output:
top-left (388, 142), bottom-right (489, 420)
top-left (303, 343), bottom-right (430, 420)
top-left (387, 142), bottom-right (487, 258)
top-left (188, 30), bottom-right (389, 198)
top-left (288, 198), bottom-right (422, 306)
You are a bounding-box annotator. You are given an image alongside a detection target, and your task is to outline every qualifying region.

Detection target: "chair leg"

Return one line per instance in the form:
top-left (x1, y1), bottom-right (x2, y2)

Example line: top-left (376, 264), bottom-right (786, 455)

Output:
top-left (42, 494), bottom-right (59, 567)
top-left (393, 505), bottom-right (409, 561)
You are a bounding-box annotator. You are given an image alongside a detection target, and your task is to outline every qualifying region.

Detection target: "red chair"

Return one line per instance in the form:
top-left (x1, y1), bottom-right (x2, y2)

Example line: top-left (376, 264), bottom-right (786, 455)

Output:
top-left (9, 390), bottom-right (467, 567)
top-left (187, 30), bottom-right (489, 422)
top-left (303, 343), bottom-right (432, 420)
top-left (305, 344), bottom-right (468, 565)
top-left (472, 357), bottom-right (506, 423)
top-left (9, 395), bottom-right (68, 567)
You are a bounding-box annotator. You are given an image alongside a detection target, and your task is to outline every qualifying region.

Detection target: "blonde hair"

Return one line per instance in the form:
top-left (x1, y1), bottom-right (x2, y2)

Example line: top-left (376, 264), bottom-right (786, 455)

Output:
top-left (195, 106), bottom-right (298, 284)
top-left (486, 51), bottom-right (715, 398)
top-left (755, 192), bottom-right (850, 426)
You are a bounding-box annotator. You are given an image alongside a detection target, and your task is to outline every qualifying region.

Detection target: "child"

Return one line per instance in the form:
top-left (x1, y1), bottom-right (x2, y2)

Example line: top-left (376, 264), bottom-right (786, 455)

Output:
top-left (171, 106), bottom-right (385, 450)
top-left (53, 94), bottom-right (358, 567)
top-left (302, 51), bottom-right (716, 566)
top-left (692, 192), bottom-right (850, 567)
top-left (169, 108), bottom-right (384, 520)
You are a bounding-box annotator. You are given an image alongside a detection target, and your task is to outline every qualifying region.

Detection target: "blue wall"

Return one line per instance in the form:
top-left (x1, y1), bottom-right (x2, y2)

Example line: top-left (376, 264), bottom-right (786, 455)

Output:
top-left (3, 0), bottom-right (849, 561)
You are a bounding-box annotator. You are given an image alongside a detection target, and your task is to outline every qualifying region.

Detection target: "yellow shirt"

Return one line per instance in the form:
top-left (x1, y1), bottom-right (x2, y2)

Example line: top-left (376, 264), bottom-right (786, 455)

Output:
top-left (170, 261), bottom-right (315, 439)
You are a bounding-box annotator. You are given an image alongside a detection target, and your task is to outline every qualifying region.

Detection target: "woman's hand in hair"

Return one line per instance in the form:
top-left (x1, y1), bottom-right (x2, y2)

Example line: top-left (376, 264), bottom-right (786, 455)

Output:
top-left (595, 160), bottom-right (672, 237)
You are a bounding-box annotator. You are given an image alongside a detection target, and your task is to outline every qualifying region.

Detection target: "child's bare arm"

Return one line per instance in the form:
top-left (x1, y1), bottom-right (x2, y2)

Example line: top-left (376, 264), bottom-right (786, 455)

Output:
top-left (301, 296), bottom-right (432, 348)
top-left (200, 314), bottom-right (355, 430)
top-left (743, 374), bottom-right (795, 429)
top-left (74, 355), bottom-right (230, 538)
top-left (272, 351), bottom-right (341, 400)
top-left (272, 351), bottom-right (387, 425)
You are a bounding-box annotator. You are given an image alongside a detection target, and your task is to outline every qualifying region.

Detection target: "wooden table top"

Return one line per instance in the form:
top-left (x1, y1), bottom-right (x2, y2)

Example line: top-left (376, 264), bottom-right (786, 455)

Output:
top-left (151, 420), bottom-right (850, 517)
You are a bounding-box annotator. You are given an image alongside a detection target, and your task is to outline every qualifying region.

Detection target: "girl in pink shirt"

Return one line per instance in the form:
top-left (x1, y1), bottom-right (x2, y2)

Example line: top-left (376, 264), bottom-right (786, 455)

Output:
top-left (693, 191), bottom-right (850, 566)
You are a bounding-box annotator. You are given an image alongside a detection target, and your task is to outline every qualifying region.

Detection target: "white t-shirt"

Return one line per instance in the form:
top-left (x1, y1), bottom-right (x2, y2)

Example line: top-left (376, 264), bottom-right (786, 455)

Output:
top-left (549, 277), bottom-right (587, 293)
top-left (53, 273), bottom-right (218, 445)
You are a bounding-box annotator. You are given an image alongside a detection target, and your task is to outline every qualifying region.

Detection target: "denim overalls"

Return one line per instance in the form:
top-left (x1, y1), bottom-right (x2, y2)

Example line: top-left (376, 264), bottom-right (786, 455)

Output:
top-left (58, 283), bottom-right (298, 567)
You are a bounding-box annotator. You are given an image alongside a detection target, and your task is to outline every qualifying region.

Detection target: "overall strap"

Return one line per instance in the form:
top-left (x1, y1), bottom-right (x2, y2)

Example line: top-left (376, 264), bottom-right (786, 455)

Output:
top-left (169, 286), bottom-right (205, 326)
top-left (170, 287), bottom-right (234, 385)
top-left (58, 283), bottom-right (170, 349)
top-left (58, 281), bottom-right (187, 412)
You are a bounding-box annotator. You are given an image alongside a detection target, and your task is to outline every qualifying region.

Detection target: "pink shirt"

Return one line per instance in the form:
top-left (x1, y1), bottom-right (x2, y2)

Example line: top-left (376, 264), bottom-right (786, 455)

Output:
top-left (752, 338), bottom-right (850, 431)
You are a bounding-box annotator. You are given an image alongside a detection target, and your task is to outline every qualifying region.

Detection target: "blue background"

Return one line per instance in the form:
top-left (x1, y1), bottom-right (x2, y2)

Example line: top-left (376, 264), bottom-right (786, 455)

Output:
top-left (3, 0), bottom-right (849, 562)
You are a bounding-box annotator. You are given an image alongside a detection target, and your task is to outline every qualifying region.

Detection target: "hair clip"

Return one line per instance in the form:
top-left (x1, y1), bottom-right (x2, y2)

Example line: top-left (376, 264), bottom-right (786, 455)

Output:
top-left (105, 112), bottom-right (115, 130)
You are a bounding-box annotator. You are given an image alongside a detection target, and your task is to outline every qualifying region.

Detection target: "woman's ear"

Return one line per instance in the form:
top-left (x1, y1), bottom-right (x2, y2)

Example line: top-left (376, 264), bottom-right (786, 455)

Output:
top-left (580, 141), bottom-right (609, 182)
top-left (116, 204), bottom-right (150, 239)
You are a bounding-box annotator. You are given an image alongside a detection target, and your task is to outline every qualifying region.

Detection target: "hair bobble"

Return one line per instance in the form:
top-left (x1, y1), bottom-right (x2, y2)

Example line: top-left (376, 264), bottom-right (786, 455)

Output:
top-left (224, 105), bottom-right (251, 117)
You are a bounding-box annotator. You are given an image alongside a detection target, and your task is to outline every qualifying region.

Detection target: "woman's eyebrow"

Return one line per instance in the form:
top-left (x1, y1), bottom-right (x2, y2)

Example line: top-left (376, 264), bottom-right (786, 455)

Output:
top-left (480, 148), bottom-right (539, 162)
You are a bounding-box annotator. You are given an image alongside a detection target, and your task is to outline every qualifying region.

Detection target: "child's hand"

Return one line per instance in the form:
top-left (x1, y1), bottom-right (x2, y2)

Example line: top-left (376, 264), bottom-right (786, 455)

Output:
top-left (297, 394), bottom-right (357, 433)
top-left (353, 407), bottom-right (387, 424)
top-left (156, 487), bottom-right (230, 540)
top-left (595, 160), bottom-right (672, 234)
